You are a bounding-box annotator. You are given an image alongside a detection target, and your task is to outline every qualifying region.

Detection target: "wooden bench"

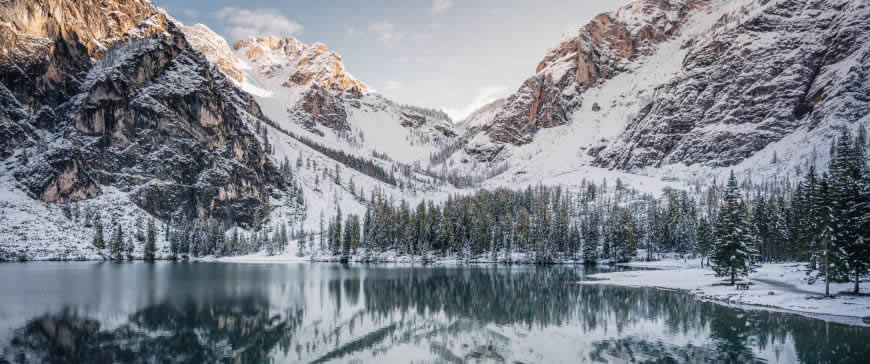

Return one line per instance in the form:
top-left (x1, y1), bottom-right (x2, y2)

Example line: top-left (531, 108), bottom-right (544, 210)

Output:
top-left (736, 283), bottom-right (750, 290)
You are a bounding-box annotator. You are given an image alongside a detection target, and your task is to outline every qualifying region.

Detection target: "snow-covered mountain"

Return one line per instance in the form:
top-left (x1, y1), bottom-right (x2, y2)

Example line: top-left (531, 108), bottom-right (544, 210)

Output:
top-left (176, 27), bottom-right (458, 166)
top-left (2, 0), bottom-right (867, 260)
top-left (0, 0), bottom-right (293, 259)
top-left (455, 0), bottom-right (869, 183)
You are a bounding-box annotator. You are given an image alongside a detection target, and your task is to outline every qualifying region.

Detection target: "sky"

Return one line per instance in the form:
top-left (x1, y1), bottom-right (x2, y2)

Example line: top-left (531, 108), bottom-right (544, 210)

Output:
top-left (153, 0), bottom-right (629, 121)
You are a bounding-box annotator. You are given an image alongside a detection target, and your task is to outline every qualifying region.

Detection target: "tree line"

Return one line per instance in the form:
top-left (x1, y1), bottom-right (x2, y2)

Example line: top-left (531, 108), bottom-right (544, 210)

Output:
top-left (322, 128), bottom-right (868, 291)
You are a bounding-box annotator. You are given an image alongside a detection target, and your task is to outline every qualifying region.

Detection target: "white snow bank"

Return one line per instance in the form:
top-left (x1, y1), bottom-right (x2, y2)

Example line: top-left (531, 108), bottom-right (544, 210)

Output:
top-left (581, 261), bottom-right (870, 322)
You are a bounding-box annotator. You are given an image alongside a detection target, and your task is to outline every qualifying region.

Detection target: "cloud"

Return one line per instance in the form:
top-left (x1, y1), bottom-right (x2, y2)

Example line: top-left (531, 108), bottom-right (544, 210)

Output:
top-left (384, 80), bottom-right (402, 90)
top-left (345, 27), bottom-right (355, 36)
top-left (214, 8), bottom-right (303, 41)
top-left (430, 0), bottom-right (452, 14)
top-left (369, 21), bottom-right (405, 43)
top-left (444, 85), bottom-right (509, 122)
top-left (181, 8), bottom-right (199, 18)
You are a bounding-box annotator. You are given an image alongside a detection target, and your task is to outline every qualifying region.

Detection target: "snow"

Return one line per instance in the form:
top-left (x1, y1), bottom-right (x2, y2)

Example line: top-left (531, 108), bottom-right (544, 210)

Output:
top-left (581, 259), bottom-right (870, 323)
top-left (0, 175), bottom-right (173, 261)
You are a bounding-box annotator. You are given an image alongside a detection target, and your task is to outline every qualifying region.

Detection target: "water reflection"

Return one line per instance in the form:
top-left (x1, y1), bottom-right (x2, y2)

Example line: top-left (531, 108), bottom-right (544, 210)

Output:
top-left (0, 263), bottom-right (867, 363)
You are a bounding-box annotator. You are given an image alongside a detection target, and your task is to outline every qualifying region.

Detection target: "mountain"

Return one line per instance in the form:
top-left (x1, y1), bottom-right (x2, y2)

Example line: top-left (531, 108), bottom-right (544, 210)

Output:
top-left (176, 28), bottom-right (458, 166)
top-left (3, 0), bottom-right (866, 260)
top-left (458, 0), bottom-right (869, 180)
top-left (0, 0), bottom-right (283, 231)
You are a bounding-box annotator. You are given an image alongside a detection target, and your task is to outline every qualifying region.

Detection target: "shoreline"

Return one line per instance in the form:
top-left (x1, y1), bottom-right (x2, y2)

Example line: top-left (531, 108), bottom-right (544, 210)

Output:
top-left (577, 261), bottom-right (870, 325)
top-left (5, 253), bottom-right (869, 326)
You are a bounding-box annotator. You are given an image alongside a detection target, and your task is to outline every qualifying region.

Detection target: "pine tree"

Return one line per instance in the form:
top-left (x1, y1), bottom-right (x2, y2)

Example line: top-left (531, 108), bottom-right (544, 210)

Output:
top-left (93, 215), bottom-right (104, 249)
top-left (332, 207), bottom-right (343, 255)
top-left (828, 130), bottom-right (869, 293)
top-left (711, 171), bottom-right (758, 285)
top-left (582, 212), bottom-right (599, 264)
top-left (569, 225), bottom-right (581, 261)
top-left (695, 217), bottom-right (714, 268)
top-left (320, 211), bottom-right (326, 252)
top-left (297, 230), bottom-right (307, 257)
top-left (111, 224), bottom-right (124, 259)
top-left (612, 208), bottom-right (637, 263)
top-left (144, 218), bottom-right (156, 261)
top-left (342, 216), bottom-right (353, 260)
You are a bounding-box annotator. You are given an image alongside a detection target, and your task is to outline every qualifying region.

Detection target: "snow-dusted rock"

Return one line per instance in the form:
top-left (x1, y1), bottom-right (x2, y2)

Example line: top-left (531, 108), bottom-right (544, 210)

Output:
top-left (465, 0), bottom-right (870, 176)
top-left (596, 0), bottom-right (870, 169)
top-left (0, 0), bottom-right (282, 226)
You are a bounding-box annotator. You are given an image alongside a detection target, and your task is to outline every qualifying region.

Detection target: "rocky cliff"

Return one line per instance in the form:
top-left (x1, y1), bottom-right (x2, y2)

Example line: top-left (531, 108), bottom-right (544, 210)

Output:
top-left (0, 0), bottom-right (282, 225)
top-left (227, 36), bottom-right (367, 132)
top-left (478, 0), bottom-right (705, 145)
top-left (182, 28), bottom-right (457, 164)
top-left (464, 0), bottom-right (869, 173)
top-left (595, 0), bottom-right (870, 169)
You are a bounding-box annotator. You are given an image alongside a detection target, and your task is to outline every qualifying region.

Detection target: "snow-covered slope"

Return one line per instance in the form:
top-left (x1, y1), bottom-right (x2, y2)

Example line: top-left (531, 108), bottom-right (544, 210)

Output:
top-left (0, 0), bottom-right (291, 260)
top-left (457, 0), bottom-right (870, 185)
top-left (178, 29), bottom-right (459, 166)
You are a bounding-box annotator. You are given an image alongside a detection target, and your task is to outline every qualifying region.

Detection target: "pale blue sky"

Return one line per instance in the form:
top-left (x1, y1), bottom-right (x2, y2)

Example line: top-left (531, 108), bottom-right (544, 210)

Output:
top-left (154, 0), bottom-right (628, 120)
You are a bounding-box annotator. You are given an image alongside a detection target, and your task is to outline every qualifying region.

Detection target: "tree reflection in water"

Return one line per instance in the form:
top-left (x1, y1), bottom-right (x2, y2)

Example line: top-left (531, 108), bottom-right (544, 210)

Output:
top-left (6, 296), bottom-right (303, 363)
top-left (1, 264), bottom-right (868, 363)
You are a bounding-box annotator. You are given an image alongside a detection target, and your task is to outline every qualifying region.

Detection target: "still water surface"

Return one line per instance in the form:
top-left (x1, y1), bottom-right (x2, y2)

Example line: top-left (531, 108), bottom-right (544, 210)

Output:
top-left (0, 262), bottom-right (868, 363)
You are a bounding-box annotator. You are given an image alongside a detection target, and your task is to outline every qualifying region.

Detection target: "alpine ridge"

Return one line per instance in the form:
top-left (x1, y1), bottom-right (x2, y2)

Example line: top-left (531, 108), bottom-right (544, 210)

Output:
top-left (1, 0), bottom-right (282, 226)
top-left (459, 0), bottom-right (869, 180)
top-left (1, 0), bottom-right (867, 261)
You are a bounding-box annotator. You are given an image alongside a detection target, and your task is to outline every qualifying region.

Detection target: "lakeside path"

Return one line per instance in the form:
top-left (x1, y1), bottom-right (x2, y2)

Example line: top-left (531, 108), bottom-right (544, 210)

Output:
top-left (578, 260), bottom-right (870, 324)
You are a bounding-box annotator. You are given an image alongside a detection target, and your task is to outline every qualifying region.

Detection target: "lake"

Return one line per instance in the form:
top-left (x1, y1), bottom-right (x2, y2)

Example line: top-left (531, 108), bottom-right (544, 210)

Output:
top-left (0, 262), bottom-right (867, 363)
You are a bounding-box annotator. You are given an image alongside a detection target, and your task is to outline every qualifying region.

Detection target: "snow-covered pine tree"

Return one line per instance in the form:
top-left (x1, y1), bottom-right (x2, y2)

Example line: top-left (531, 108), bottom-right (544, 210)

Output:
top-left (695, 217), bottom-right (714, 268)
top-left (829, 130), bottom-right (869, 293)
top-left (144, 219), bottom-right (156, 261)
top-left (711, 171), bottom-right (758, 285)
top-left (613, 207), bottom-right (638, 263)
top-left (582, 212), bottom-right (599, 264)
top-left (297, 230), bottom-right (307, 257)
top-left (111, 224), bottom-right (123, 259)
top-left (342, 216), bottom-right (353, 260)
top-left (569, 224), bottom-right (581, 262)
top-left (93, 215), bottom-right (104, 249)
top-left (333, 207), bottom-right (342, 255)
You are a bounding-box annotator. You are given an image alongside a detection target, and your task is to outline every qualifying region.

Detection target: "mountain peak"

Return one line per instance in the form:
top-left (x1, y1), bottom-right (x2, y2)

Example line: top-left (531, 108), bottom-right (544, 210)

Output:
top-left (230, 36), bottom-right (368, 94)
top-left (180, 23), bottom-right (244, 82)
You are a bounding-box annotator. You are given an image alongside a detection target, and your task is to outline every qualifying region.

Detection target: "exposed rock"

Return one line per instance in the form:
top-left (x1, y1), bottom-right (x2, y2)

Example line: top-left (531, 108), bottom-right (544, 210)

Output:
top-left (479, 0), bottom-right (705, 147)
top-left (232, 37), bottom-right (368, 94)
top-left (400, 112), bottom-right (427, 128)
top-left (465, 0), bottom-right (868, 172)
top-left (292, 84), bottom-right (350, 132)
top-left (0, 0), bottom-right (283, 226)
top-left (483, 73), bottom-right (572, 145)
top-left (180, 23), bottom-right (244, 83)
top-left (595, 0), bottom-right (870, 169)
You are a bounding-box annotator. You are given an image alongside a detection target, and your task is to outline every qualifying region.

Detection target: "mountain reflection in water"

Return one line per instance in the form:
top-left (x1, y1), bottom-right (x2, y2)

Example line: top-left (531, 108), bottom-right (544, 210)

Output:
top-left (0, 262), bottom-right (867, 363)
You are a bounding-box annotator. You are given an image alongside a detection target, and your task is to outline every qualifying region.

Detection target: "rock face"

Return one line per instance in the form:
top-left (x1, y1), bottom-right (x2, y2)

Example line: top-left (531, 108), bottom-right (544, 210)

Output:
top-left (480, 0), bottom-right (703, 146)
top-left (595, 0), bottom-right (870, 169)
top-left (180, 24), bottom-right (245, 83)
top-left (0, 0), bottom-right (282, 225)
top-left (195, 32), bottom-right (458, 155)
top-left (468, 0), bottom-right (869, 171)
top-left (228, 36), bottom-right (370, 134)
top-left (233, 36), bottom-right (368, 95)
top-left (292, 84), bottom-right (352, 133)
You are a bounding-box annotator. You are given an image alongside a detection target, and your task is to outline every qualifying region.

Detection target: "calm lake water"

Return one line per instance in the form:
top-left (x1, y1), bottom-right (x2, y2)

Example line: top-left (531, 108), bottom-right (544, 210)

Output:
top-left (0, 262), bottom-right (867, 363)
